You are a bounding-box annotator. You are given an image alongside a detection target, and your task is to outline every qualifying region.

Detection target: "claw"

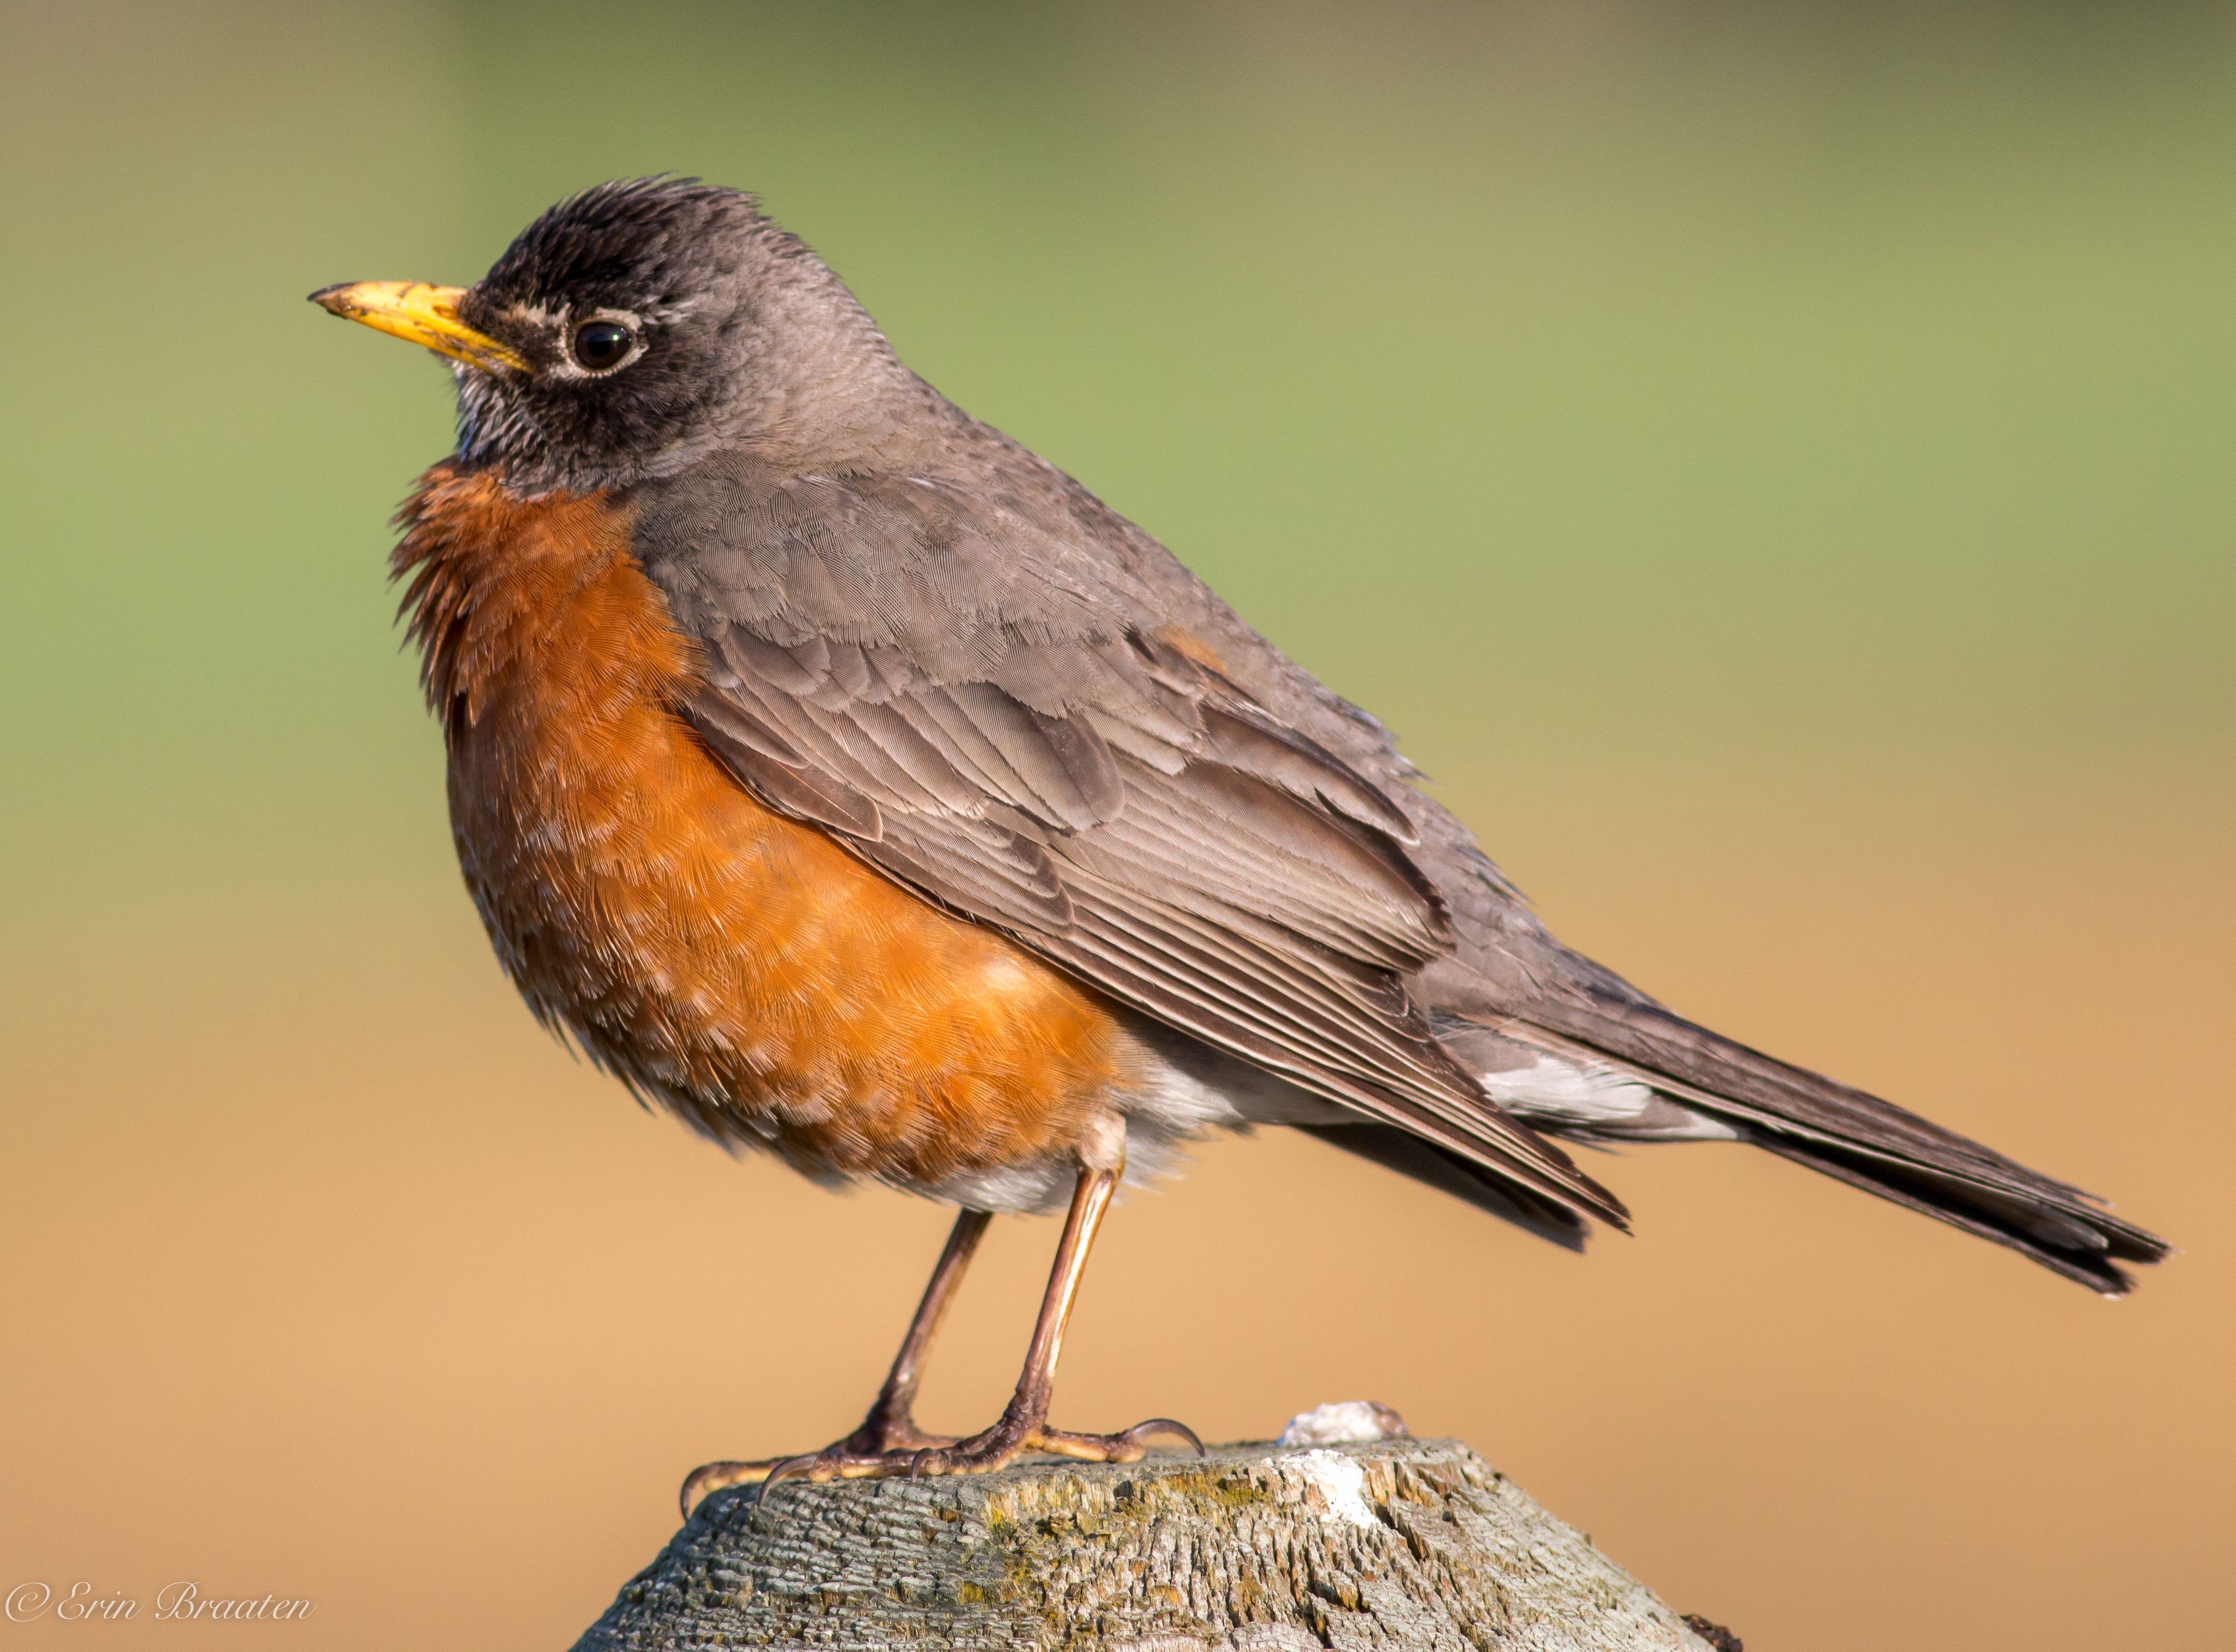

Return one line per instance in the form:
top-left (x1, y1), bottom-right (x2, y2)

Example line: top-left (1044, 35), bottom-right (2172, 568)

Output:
top-left (759, 1452), bottom-right (826, 1489)
top-left (680, 1458), bottom-right (772, 1517)
top-left (1127, 1417), bottom-right (1206, 1456)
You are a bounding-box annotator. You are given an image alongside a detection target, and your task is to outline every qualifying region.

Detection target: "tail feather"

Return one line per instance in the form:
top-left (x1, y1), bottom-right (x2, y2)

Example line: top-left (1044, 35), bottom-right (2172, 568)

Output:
top-left (1749, 1134), bottom-right (2160, 1295)
top-left (1471, 991), bottom-right (2170, 1293)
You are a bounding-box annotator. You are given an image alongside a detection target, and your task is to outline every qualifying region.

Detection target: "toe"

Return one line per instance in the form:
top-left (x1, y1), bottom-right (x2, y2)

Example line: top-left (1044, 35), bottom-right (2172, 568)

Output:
top-left (680, 1457), bottom-right (781, 1515)
top-left (1029, 1416), bottom-right (1204, 1464)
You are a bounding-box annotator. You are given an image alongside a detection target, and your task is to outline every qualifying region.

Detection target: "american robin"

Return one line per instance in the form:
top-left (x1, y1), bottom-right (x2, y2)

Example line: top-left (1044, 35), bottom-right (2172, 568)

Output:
top-left (312, 178), bottom-right (2165, 1513)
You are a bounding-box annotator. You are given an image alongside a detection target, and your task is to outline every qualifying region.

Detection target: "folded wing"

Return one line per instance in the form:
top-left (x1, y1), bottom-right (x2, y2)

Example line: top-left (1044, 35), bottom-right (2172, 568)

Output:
top-left (635, 466), bottom-right (1626, 1228)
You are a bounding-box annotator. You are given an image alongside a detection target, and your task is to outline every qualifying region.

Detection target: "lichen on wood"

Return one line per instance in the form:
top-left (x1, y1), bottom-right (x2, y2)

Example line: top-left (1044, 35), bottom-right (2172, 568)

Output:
top-left (574, 1437), bottom-right (1723, 1650)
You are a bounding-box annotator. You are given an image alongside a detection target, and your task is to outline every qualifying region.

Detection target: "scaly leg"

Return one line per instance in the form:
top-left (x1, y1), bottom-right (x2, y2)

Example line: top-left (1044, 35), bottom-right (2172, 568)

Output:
top-left (764, 1124), bottom-right (1198, 1486)
top-left (679, 1206), bottom-right (991, 1514)
top-left (835, 1206), bottom-right (992, 1454)
top-left (681, 1127), bottom-right (1201, 1511)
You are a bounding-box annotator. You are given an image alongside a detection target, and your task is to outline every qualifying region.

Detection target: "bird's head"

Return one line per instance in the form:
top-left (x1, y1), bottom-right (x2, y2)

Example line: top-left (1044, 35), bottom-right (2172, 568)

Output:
top-left (312, 177), bottom-right (910, 493)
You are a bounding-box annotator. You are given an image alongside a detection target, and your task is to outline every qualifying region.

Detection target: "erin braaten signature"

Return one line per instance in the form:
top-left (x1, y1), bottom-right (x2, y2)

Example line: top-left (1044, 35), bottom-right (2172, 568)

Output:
top-left (5, 1582), bottom-right (314, 1623)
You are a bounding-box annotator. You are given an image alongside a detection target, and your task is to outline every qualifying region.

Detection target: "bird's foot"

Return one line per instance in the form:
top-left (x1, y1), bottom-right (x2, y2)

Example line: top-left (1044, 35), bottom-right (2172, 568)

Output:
top-left (680, 1407), bottom-right (957, 1513)
top-left (784, 1411), bottom-right (1202, 1483)
top-left (681, 1413), bottom-right (1201, 1512)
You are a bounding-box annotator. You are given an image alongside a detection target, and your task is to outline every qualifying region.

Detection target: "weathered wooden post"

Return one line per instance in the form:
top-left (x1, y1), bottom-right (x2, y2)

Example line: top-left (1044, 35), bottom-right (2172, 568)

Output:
top-left (572, 1408), bottom-right (1737, 1650)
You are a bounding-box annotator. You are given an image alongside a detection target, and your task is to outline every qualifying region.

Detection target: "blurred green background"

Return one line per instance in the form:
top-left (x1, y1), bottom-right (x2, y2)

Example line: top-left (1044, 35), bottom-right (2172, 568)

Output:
top-left (3, 4), bottom-right (2229, 1650)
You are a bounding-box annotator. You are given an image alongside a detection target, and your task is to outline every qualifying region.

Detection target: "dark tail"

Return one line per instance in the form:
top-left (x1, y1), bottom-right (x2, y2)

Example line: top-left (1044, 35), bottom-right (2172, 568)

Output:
top-left (1485, 988), bottom-right (2170, 1294)
top-left (1744, 1130), bottom-right (2165, 1293)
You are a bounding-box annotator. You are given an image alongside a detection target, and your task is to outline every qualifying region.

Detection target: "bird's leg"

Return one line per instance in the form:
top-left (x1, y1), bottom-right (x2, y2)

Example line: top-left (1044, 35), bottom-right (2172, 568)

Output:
top-left (773, 1119), bottom-right (1200, 1485)
top-left (680, 1123), bottom-right (1201, 1509)
top-left (917, 1121), bottom-right (1202, 1475)
top-left (835, 1206), bottom-right (991, 1454)
top-left (679, 1206), bottom-right (990, 1514)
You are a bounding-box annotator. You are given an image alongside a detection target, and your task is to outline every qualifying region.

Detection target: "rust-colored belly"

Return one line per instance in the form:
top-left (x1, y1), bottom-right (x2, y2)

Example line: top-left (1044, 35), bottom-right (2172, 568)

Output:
top-left (394, 464), bottom-right (1122, 1186)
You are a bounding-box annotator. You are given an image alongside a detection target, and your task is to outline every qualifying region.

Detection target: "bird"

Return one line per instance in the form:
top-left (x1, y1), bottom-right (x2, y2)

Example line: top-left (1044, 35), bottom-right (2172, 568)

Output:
top-left (311, 177), bottom-right (2166, 1513)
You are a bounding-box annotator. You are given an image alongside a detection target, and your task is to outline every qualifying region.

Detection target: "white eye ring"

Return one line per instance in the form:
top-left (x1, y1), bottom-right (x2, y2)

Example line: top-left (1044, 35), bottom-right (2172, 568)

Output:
top-left (567, 314), bottom-right (639, 373)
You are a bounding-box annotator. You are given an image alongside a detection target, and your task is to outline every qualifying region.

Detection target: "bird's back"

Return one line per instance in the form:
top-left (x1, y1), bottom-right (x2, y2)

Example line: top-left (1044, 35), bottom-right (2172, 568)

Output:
top-left (630, 401), bottom-right (2167, 1290)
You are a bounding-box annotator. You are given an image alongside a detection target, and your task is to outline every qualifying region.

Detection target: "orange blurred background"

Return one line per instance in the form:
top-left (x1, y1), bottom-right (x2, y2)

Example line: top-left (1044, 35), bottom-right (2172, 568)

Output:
top-left (3, 3), bottom-right (2229, 1649)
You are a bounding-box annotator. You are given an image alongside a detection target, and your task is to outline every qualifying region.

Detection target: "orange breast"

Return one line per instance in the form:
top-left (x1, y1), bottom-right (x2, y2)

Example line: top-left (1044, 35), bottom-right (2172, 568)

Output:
top-left (392, 464), bottom-right (1125, 1188)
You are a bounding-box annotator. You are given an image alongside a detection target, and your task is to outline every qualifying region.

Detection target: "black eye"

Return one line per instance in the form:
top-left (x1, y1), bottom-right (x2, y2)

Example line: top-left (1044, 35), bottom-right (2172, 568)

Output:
top-left (570, 319), bottom-right (634, 371)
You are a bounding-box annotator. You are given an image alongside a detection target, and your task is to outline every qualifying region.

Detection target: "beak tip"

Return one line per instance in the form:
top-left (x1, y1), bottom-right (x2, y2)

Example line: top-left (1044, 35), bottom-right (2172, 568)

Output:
top-left (307, 279), bottom-right (522, 372)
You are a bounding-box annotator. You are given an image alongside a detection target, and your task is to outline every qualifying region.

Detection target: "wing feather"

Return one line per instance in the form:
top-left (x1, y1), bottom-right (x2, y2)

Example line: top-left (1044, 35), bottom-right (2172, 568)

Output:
top-left (638, 466), bottom-right (1624, 1227)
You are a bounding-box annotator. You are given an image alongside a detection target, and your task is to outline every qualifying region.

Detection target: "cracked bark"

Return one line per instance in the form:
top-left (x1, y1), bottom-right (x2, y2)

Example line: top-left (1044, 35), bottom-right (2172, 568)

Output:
top-left (572, 1437), bottom-right (1728, 1650)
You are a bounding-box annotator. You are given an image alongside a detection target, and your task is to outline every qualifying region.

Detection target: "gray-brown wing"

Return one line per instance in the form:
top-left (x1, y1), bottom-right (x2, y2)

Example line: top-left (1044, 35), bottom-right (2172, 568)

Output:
top-left (1158, 585), bottom-right (2169, 1289)
top-left (633, 464), bottom-right (1625, 1227)
top-left (854, 450), bottom-right (2167, 1289)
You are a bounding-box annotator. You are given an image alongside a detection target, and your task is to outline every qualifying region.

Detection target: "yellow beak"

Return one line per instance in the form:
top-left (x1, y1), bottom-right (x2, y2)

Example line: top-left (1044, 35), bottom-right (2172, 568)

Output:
top-left (309, 281), bottom-right (528, 373)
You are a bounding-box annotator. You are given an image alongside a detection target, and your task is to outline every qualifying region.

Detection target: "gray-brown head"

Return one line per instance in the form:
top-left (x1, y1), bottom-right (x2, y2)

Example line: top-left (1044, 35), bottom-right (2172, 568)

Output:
top-left (311, 178), bottom-right (918, 493)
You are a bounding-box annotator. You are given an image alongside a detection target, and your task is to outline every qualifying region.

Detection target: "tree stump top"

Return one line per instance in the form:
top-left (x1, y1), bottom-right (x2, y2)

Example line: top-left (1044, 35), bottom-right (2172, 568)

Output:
top-left (573, 1435), bottom-right (1723, 1650)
